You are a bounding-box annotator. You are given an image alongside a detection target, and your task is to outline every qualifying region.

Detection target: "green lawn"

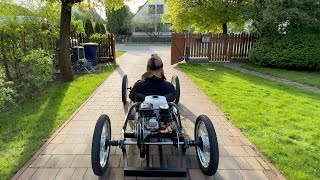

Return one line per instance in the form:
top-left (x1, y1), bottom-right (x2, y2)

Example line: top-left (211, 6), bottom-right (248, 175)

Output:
top-left (179, 63), bottom-right (320, 180)
top-left (125, 42), bottom-right (170, 46)
top-left (0, 58), bottom-right (121, 179)
top-left (242, 64), bottom-right (320, 88)
top-left (116, 50), bottom-right (126, 57)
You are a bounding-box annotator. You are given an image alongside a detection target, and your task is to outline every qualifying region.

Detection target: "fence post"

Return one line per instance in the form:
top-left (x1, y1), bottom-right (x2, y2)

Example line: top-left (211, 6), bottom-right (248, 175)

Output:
top-left (228, 33), bottom-right (234, 61)
top-left (111, 34), bottom-right (116, 63)
top-left (207, 34), bottom-right (212, 61)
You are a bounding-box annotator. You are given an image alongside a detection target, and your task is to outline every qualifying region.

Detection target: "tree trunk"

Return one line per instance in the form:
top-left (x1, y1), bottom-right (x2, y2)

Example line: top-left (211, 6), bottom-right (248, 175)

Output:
top-left (0, 31), bottom-right (12, 81)
top-left (222, 23), bottom-right (228, 34)
top-left (59, 1), bottom-right (73, 81)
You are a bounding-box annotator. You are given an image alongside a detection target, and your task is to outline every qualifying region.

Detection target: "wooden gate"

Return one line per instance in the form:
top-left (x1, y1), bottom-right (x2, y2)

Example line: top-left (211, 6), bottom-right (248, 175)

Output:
top-left (171, 33), bottom-right (186, 65)
top-left (171, 33), bottom-right (256, 64)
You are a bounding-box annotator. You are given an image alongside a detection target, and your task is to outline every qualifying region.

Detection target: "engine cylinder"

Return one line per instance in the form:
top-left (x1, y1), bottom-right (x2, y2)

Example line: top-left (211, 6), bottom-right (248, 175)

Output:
top-left (159, 104), bottom-right (171, 124)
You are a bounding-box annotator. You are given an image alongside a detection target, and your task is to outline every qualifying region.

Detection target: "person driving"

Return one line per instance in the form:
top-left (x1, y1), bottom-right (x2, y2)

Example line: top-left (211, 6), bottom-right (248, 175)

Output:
top-left (129, 54), bottom-right (175, 102)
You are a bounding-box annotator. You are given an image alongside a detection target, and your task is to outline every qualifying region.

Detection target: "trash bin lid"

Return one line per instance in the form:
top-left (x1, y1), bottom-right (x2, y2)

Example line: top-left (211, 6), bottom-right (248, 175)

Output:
top-left (80, 42), bottom-right (99, 46)
top-left (72, 46), bottom-right (84, 49)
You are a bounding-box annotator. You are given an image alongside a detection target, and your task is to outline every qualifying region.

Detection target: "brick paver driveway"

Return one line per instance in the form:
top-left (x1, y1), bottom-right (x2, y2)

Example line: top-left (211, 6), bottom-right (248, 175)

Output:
top-left (13, 45), bottom-right (285, 180)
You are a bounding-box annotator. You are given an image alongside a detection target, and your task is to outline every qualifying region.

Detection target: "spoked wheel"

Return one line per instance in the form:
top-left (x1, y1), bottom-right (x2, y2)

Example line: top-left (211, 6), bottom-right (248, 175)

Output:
top-left (122, 74), bottom-right (128, 104)
top-left (195, 115), bottom-right (219, 176)
top-left (91, 114), bottom-right (111, 176)
top-left (171, 75), bottom-right (180, 104)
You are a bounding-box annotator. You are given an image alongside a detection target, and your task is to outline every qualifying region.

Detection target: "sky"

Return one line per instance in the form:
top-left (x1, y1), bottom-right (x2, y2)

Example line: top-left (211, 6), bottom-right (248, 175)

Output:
top-left (96, 0), bottom-right (147, 20)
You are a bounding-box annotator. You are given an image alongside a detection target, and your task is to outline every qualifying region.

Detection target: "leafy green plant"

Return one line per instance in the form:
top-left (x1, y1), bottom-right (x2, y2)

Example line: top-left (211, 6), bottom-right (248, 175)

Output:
top-left (100, 22), bottom-right (106, 34)
top-left (0, 69), bottom-right (16, 110)
top-left (19, 49), bottom-right (54, 95)
top-left (89, 33), bottom-right (107, 41)
top-left (94, 21), bottom-right (101, 34)
top-left (84, 18), bottom-right (94, 36)
top-left (106, 5), bottom-right (132, 35)
top-left (249, 32), bottom-right (320, 70)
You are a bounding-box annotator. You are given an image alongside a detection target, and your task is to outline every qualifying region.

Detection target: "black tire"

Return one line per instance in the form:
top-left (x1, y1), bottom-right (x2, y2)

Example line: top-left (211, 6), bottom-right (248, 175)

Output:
top-left (194, 115), bottom-right (219, 176)
top-left (91, 114), bottom-right (111, 176)
top-left (122, 74), bottom-right (128, 104)
top-left (171, 75), bottom-right (180, 104)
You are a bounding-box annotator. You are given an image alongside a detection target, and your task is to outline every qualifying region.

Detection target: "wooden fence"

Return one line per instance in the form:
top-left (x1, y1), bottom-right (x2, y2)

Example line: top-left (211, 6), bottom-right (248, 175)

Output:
top-left (171, 33), bottom-right (257, 64)
top-left (70, 33), bottom-right (116, 62)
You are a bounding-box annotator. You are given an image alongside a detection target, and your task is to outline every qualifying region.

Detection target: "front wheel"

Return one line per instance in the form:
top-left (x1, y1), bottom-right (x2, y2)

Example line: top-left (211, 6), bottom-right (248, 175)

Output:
top-left (171, 75), bottom-right (180, 104)
top-left (122, 74), bottom-right (128, 104)
top-left (195, 115), bottom-right (219, 176)
top-left (91, 114), bottom-right (111, 176)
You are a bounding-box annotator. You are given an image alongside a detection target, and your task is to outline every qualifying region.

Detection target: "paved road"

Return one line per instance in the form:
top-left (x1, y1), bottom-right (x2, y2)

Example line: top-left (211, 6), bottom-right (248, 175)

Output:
top-left (13, 45), bottom-right (285, 180)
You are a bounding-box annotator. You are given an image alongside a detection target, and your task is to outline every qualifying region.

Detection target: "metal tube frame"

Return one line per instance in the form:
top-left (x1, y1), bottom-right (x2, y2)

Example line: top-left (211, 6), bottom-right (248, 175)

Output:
top-left (108, 102), bottom-right (196, 177)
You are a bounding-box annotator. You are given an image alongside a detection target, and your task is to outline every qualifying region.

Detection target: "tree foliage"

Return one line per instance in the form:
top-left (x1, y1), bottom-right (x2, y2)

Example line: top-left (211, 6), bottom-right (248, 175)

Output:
top-left (248, 0), bottom-right (320, 70)
top-left (94, 21), bottom-right (101, 33)
top-left (100, 22), bottom-right (106, 34)
top-left (132, 14), bottom-right (165, 37)
top-left (246, 0), bottom-right (320, 35)
top-left (163, 0), bottom-right (249, 33)
top-left (106, 5), bottom-right (132, 35)
top-left (84, 18), bottom-right (94, 36)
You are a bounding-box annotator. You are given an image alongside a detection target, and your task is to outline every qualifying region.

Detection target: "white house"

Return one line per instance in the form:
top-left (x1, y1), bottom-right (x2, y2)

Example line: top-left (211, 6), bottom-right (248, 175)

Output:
top-left (131, 0), bottom-right (171, 37)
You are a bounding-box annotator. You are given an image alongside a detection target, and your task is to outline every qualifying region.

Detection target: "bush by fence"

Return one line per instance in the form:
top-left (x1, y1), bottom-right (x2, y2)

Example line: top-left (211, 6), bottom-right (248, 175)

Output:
top-left (0, 69), bottom-right (16, 110)
top-left (20, 49), bottom-right (54, 95)
top-left (249, 33), bottom-right (320, 70)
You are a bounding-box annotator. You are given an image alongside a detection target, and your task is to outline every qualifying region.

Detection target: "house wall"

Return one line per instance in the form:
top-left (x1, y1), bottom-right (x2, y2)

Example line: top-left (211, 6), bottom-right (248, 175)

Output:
top-left (132, 0), bottom-right (171, 37)
top-left (132, 0), bottom-right (169, 23)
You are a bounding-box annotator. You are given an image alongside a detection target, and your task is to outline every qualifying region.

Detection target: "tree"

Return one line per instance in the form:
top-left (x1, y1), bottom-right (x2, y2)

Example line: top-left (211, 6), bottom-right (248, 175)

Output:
top-left (132, 14), bottom-right (164, 38)
top-left (246, 0), bottom-right (320, 35)
top-left (94, 21), bottom-right (101, 33)
top-left (84, 18), bottom-right (94, 36)
top-left (163, 0), bottom-right (250, 34)
top-left (100, 22), bottom-right (106, 34)
top-left (248, 0), bottom-right (320, 70)
top-left (71, 15), bottom-right (85, 34)
top-left (106, 5), bottom-right (132, 35)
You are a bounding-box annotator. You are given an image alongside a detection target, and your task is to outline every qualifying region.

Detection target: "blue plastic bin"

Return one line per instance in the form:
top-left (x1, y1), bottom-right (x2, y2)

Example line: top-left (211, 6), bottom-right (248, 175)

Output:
top-left (81, 43), bottom-right (99, 66)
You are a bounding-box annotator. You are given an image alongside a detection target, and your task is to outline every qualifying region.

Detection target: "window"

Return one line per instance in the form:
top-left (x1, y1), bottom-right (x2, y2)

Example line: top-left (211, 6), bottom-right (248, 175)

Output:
top-left (164, 23), bottom-right (171, 32)
top-left (149, 5), bottom-right (155, 14)
top-left (157, 5), bottom-right (164, 14)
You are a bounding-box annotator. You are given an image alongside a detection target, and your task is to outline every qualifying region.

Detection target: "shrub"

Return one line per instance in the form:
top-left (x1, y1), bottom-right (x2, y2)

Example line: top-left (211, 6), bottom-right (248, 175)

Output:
top-left (100, 23), bottom-right (106, 34)
top-left (0, 70), bottom-right (16, 110)
top-left (249, 33), bottom-right (320, 70)
top-left (19, 49), bottom-right (54, 95)
top-left (84, 19), bottom-right (94, 36)
top-left (94, 22), bottom-right (101, 34)
top-left (89, 33), bottom-right (107, 41)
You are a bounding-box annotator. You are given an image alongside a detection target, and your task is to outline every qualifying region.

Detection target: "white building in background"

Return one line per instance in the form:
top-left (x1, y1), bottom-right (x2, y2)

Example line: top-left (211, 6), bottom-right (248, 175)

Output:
top-left (131, 0), bottom-right (171, 37)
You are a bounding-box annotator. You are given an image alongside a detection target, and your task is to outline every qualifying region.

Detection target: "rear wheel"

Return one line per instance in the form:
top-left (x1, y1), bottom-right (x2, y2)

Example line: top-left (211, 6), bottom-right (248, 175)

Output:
top-left (91, 114), bottom-right (111, 176)
top-left (195, 115), bottom-right (219, 176)
top-left (122, 74), bottom-right (128, 104)
top-left (171, 75), bottom-right (180, 104)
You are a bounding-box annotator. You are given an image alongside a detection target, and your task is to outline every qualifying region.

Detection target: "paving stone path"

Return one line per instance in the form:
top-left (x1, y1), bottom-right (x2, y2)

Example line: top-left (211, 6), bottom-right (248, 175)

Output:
top-left (221, 63), bottom-right (320, 94)
top-left (13, 45), bottom-right (285, 180)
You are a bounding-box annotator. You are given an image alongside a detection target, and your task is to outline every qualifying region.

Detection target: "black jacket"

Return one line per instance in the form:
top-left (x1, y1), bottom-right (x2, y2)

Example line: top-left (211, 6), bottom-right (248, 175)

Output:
top-left (129, 77), bottom-right (175, 102)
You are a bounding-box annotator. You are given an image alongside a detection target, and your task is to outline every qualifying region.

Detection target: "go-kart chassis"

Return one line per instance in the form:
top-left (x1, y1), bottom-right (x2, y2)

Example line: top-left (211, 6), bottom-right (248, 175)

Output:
top-left (105, 102), bottom-right (199, 177)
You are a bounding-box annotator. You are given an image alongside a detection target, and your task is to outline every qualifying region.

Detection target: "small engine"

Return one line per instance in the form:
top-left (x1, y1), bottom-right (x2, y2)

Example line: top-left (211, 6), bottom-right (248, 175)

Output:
top-left (139, 102), bottom-right (159, 131)
top-left (137, 96), bottom-right (172, 132)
